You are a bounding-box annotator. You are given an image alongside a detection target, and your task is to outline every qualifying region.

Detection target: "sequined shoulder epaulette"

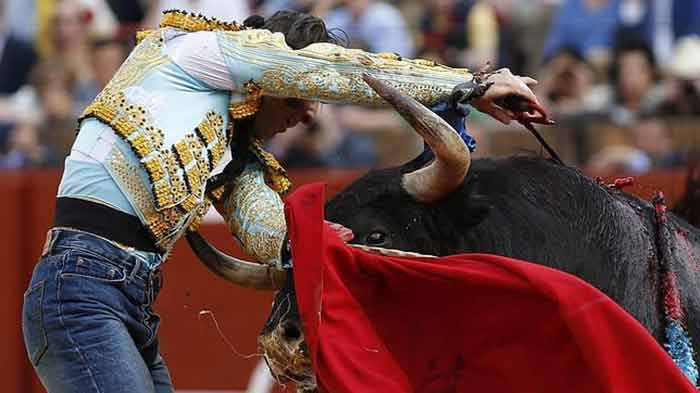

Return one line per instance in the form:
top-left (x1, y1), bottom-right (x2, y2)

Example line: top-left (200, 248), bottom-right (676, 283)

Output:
top-left (137, 9), bottom-right (244, 43)
top-left (159, 9), bottom-right (243, 32)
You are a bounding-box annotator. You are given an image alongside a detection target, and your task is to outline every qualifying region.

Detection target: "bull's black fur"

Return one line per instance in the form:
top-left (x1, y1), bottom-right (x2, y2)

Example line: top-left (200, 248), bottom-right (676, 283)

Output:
top-left (263, 271), bottom-right (300, 336)
top-left (325, 154), bottom-right (700, 355)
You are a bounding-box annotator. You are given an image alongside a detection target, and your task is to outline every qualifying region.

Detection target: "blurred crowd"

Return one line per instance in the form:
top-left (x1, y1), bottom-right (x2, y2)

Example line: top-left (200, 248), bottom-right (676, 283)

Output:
top-left (0, 0), bottom-right (698, 174)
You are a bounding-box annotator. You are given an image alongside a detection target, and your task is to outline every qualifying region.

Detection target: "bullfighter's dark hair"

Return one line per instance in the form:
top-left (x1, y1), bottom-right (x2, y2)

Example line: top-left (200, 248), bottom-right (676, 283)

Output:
top-left (245, 10), bottom-right (348, 50)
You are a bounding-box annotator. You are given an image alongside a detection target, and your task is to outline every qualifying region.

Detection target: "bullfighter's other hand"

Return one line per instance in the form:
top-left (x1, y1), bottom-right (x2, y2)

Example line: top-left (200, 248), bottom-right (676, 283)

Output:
top-left (470, 68), bottom-right (540, 125)
top-left (325, 220), bottom-right (354, 242)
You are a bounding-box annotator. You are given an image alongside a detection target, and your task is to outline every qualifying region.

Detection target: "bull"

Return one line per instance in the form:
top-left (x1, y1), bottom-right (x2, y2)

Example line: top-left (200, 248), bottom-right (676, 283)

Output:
top-left (187, 75), bottom-right (700, 391)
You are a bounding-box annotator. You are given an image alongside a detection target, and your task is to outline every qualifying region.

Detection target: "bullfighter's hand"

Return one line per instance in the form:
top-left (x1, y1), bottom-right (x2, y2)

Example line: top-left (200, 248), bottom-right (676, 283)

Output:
top-left (471, 68), bottom-right (540, 125)
top-left (325, 220), bottom-right (354, 242)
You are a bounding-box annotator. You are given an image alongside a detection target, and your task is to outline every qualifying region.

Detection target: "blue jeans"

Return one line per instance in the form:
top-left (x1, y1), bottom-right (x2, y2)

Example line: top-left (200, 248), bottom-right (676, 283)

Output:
top-left (22, 228), bottom-right (173, 393)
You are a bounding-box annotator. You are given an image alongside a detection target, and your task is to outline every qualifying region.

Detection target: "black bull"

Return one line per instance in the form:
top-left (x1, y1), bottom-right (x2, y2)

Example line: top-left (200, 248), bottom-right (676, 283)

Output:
top-left (187, 76), bottom-right (700, 387)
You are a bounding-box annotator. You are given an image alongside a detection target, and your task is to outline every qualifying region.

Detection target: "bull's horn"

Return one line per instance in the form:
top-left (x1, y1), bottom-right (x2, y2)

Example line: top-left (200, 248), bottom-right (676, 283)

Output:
top-left (186, 232), bottom-right (285, 290)
top-left (362, 73), bottom-right (470, 202)
top-left (349, 244), bottom-right (437, 258)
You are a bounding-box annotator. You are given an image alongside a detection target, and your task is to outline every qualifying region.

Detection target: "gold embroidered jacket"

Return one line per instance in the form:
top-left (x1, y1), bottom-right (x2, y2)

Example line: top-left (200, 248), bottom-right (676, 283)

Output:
top-left (74, 11), bottom-right (473, 259)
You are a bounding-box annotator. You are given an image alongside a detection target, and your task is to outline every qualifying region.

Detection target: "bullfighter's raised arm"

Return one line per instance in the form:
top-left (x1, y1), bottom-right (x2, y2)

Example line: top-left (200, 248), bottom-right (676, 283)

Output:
top-left (213, 29), bottom-right (473, 107)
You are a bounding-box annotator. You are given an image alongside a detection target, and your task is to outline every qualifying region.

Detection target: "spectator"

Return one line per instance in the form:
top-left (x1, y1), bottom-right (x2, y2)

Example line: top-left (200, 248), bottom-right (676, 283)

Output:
top-left (617, 0), bottom-right (700, 65)
top-left (419, 0), bottom-right (499, 68)
top-left (587, 114), bottom-right (684, 175)
top-left (91, 38), bottom-right (128, 90)
top-left (48, 0), bottom-right (101, 110)
top-left (587, 40), bottom-right (664, 124)
top-left (34, 0), bottom-right (118, 59)
top-left (627, 115), bottom-right (685, 168)
top-left (324, 0), bottom-right (415, 56)
top-left (30, 60), bottom-right (81, 161)
top-left (258, 0), bottom-right (330, 15)
top-left (4, 0), bottom-right (36, 44)
top-left (543, 0), bottom-right (621, 73)
top-left (658, 35), bottom-right (700, 116)
top-left (537, 46), bottom-right (597, 116)
top-left (103, 0), bottom-right (145, 36)
top-left (587, 144), bottom-right (651, 175)
top-left (0, 116), bottom-right (57, 169)
top-left (0, 1), bottom-right (37, 95)
top-left (0, 0), bottom-right (37, 151)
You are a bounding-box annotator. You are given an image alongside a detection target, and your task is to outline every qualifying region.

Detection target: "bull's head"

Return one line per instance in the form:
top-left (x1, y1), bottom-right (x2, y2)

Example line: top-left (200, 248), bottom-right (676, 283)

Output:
top-left (187, 75), bottom-right (471, 391)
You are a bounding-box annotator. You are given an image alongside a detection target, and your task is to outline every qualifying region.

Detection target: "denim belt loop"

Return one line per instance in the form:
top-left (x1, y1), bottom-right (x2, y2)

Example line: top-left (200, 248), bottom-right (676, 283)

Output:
top-left (41, 230), bottom-right (58, 257)
top-left (128, 257), bottom-right (142, 283)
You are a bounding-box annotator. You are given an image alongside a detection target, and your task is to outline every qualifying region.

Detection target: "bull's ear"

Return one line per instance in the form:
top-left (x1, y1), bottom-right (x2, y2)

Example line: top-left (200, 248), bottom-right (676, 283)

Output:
top-left (448, 173), bottom-right (492, 229)
top-left (186, 232), bottom-right (285, 290)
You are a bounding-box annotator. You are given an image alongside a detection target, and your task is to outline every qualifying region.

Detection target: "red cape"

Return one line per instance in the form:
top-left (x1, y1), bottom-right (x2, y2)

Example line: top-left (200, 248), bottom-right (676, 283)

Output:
top-left (284, 183), bottom-right (695, 393)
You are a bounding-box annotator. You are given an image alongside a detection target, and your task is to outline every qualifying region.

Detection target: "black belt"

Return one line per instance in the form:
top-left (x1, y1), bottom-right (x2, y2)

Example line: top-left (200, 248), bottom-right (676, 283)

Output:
top-left (53, 197), bottom-right (159, 253)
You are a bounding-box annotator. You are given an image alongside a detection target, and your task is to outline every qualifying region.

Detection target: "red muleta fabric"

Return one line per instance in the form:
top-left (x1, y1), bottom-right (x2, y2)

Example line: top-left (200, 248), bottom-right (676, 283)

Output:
top-left (284, 183), bottom-right (695, 393)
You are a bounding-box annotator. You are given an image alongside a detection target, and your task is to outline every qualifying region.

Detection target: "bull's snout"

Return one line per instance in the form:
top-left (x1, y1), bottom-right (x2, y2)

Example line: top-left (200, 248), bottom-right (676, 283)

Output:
top-left (281, 320), bottom-right (303, 342)
top-left (259, 319), bottom-right (316, 390)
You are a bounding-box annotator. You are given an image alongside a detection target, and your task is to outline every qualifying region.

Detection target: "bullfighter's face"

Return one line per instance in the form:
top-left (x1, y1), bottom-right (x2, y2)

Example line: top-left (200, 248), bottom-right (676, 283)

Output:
top-left (253, 97), bottom-right (317, 140)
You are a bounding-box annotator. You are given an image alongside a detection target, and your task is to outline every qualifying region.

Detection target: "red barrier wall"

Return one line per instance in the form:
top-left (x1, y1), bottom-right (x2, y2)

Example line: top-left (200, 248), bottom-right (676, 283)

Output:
top-left (0, 167), bottom-right (690, 392)
top-left (0, 173), bottom-right (29, 393)
top-left (1, 169), bottom-right (363, 392)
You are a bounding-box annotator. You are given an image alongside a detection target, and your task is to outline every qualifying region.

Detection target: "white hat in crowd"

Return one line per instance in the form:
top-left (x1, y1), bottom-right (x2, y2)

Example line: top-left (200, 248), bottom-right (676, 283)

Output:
top-left (667, 35), bottom-right (700, 80)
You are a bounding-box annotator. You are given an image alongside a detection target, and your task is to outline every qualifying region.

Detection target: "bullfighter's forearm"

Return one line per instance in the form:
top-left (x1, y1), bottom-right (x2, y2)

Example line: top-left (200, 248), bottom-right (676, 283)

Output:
top-left (213, 162), bottom-right (287, 266)
top-left (215, 29), bottom-right (473, 107)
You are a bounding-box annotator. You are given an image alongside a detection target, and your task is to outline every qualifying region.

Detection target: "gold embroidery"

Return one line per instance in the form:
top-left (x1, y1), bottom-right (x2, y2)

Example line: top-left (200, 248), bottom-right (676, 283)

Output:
top-left (181, 195), bottom-right (200, 213)
top-left (143, 158), bottom-right (166, 183)
top-left (184, 165), bottom-right (203, 194)
top-left (170, 172), bottom-right (188, 203)
top-left (229, 82), bottom-right (262, 119)
top-left (92, 32), bottom-right (168, 99)
top-left (82, 29), bottom-right (227, 250)
top-left (187, 200), bottom-right (212, 232)
top-left (195, 112), bottom-right (226, 147)
top-left (153, 180), bottom-right (175, 207)
top-left (131, 134), bottom-right (153, 158)
top-left (219, 30), bottom-right (471, 107)
top-left (135, 30), bottom-right (153, 44)
top-left (173, 140), bottom-right (194, 166)
top-left (196, 122), bottom-right (217, 145)
top-left (188, 136), bottom-right (209, 174)
top-left (208, 185), bottom-right (226, 202)
top-left (159, 9), bottom-right (242, 32)
top-left (82, 89), bottom-right (226, 212)
top-left (210, 140), bottom-right (226, 168)
top-left (222, 166), bottom-right (286, 265)
top-left (249, 139), bottom-right (291, 195)
top-left (258, 66), bottom-right (454, 107)
top-left (108, 149), bottom-right (209, 252)
top-left (194, 112), bottom-right (227, 171)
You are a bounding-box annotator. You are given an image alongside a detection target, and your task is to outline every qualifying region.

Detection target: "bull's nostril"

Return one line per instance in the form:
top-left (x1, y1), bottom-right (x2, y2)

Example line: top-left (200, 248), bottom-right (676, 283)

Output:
top-left (282, 321), bottom-right (302, 341)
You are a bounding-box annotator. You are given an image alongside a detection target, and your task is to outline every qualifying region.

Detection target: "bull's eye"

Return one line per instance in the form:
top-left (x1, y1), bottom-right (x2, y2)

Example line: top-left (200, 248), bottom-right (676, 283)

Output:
top-left (366, 231), bottom-right (387, 246)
